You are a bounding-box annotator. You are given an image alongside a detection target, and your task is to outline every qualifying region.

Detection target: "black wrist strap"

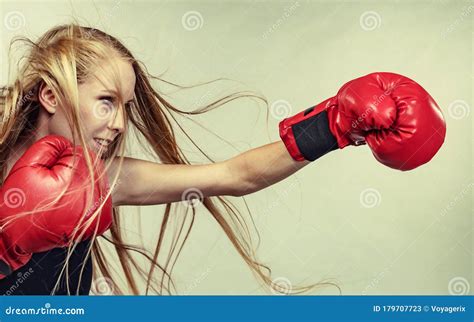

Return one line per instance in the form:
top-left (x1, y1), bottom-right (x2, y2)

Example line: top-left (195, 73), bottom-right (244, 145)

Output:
top-left (291, 110), bottom-right (339, 161)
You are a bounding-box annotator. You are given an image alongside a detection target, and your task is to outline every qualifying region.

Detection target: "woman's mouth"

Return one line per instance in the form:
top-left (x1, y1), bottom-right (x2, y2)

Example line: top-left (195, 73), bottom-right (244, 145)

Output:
top-left (94, 138), bottom-right (110, 150)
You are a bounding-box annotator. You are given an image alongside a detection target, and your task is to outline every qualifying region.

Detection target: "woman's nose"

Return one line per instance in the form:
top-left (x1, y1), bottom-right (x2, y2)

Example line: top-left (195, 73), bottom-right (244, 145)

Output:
top-left (108, 104), bottom-right (125, 134)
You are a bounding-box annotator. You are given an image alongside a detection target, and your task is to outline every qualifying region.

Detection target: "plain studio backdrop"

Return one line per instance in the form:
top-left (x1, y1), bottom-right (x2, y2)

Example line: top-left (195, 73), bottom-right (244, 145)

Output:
top-left (0, 0), bottom-right (471, 295)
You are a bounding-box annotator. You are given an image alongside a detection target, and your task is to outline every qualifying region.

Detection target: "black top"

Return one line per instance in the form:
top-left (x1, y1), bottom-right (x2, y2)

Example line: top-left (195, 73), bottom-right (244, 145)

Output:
top-left (0, 239), bottom-right (93, 295)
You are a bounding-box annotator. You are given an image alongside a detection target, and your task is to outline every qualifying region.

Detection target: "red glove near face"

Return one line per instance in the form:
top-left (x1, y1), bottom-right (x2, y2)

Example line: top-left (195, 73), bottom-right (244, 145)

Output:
top-left (0, 135), bottom-right (113, 278)
top-left (279, 72), bottom-right (446, 171)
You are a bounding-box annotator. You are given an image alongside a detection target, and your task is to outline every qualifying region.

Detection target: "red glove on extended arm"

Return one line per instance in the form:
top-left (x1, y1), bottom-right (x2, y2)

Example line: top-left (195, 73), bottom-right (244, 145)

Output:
top-left (0, 135), bottom-right (113, 278)
top-left (279, 72), bottom-right (446, 171)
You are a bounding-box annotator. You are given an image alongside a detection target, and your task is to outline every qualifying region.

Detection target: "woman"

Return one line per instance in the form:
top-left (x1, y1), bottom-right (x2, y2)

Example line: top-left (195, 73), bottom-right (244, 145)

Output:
top-left (0, 24), bottom-right (445, 295)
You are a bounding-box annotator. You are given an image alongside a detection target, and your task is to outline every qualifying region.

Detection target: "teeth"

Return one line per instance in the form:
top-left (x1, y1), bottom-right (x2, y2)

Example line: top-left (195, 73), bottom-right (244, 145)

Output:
top-left (95, 139), bottom-right (108, 146)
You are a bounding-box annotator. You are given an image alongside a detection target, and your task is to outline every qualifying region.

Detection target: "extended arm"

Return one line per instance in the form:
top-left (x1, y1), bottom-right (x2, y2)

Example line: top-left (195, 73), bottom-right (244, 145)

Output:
top-left (110, 72), bottom-right (445, 206)
top-left (109, 141), bottom-right (310, 206)
top-left (225, 140), bottom-right (312, 196)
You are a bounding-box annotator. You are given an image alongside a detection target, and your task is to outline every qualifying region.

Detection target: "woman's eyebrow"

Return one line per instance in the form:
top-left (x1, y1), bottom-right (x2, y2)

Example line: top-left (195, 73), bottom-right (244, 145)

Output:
top-left (99, 89), bottom-right (134, 103)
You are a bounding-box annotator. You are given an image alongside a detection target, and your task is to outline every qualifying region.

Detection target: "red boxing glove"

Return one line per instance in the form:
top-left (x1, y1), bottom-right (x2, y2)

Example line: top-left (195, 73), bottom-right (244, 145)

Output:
top-left (0, 135), bottom-right (113, 278)
top-left (279, 72), bottom-right (446, 171)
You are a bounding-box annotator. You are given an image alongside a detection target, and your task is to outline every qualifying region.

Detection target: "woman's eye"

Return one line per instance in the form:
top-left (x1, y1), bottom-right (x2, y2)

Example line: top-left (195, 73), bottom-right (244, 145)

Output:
top-left (99, 96), bottom-right (114, 105)
top-left (93, 96), bottom-right (116, 119)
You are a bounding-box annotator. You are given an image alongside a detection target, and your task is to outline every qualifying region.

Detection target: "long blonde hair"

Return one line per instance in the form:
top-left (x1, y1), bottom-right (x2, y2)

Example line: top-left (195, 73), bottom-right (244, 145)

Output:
top-left (0, 23), bottom-right (340, 295)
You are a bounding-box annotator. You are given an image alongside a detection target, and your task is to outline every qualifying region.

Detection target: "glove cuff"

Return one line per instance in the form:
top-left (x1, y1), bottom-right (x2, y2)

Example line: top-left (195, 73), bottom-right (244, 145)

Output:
top-left (279, 108), bottom-right (339, 162)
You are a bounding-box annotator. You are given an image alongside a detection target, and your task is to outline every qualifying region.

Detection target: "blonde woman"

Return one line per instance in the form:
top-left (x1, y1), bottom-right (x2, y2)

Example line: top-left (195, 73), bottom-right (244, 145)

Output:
top-left (0, 24), bottom-right (445, 295)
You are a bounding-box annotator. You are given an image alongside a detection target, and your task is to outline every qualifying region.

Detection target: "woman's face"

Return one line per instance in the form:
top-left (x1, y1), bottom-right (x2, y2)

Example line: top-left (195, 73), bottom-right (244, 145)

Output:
top-left (78, 57), bottom-right (136, 155)
top-left (43, 57), bottom-right (136, 156)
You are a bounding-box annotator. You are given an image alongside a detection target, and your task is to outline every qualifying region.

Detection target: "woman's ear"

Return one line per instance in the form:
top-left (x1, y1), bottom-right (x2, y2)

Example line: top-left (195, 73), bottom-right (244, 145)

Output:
top-left (38, 82), bottom-right (58, 114)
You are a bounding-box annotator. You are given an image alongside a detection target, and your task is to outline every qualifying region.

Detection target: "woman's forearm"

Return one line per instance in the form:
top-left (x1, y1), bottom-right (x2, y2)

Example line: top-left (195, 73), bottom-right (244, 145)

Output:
top-left (227, 141), bottom-right (312, 196)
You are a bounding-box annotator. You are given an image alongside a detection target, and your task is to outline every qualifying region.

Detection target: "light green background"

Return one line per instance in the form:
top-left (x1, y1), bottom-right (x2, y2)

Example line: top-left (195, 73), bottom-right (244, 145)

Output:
top-left (1, 0), bottom-right (472, 295)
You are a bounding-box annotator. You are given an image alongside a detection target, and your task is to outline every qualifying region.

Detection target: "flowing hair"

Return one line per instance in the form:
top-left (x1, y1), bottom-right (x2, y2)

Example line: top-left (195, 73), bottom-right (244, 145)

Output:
top-left (0, 23), bottom-right (341, 295)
